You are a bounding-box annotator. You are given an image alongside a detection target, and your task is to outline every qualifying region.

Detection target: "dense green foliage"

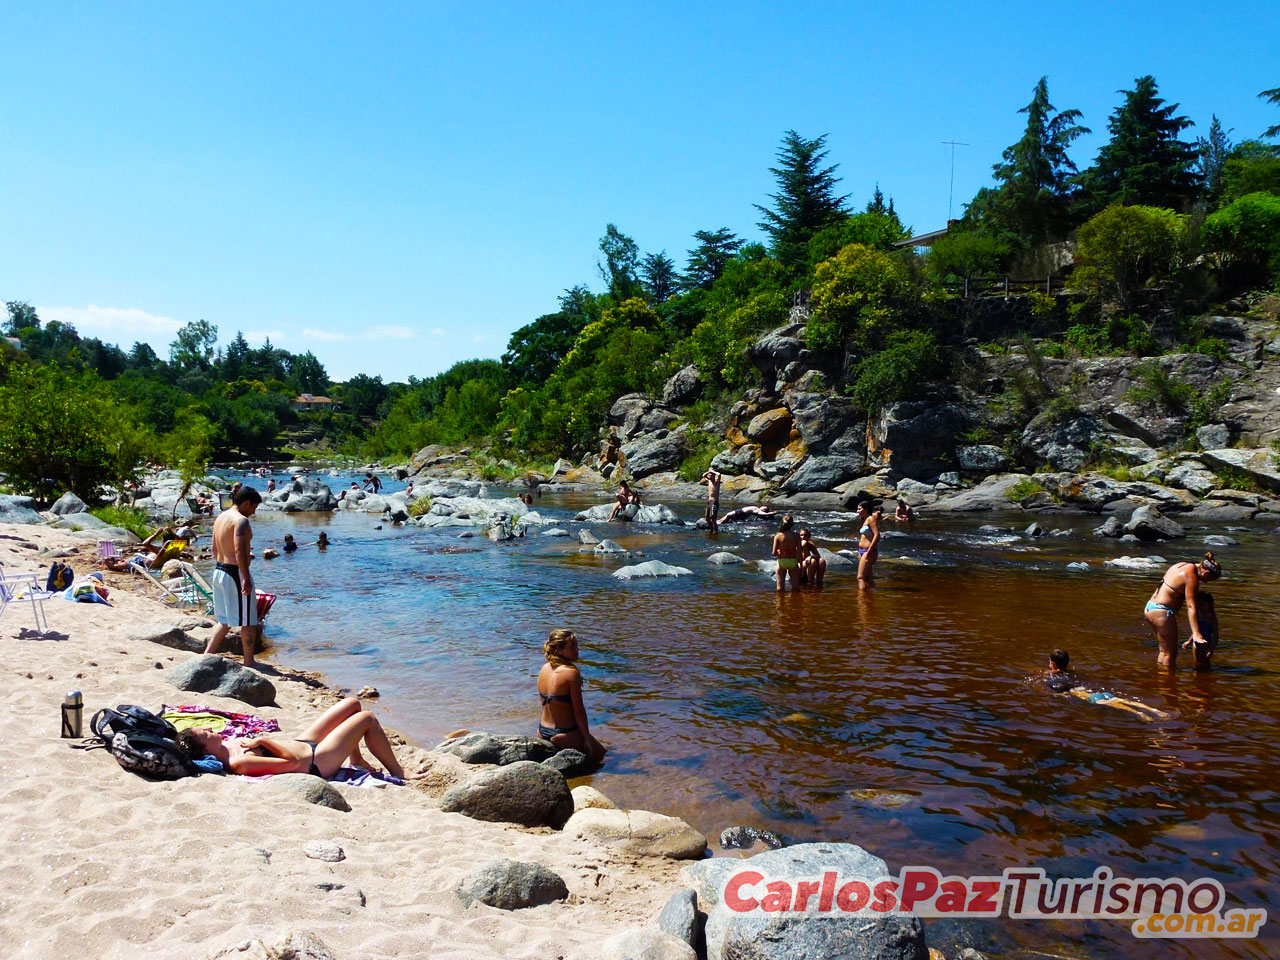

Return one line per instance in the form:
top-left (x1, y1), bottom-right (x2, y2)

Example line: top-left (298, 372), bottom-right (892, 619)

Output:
top-left (1073, 205), bottom-right (1186, 308)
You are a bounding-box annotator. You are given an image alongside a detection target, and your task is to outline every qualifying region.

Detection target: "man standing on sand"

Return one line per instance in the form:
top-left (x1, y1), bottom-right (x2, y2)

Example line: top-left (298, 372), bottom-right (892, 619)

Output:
top-left (702, 467), bottom-right (723, 534)
top-left (205, 486), bottom-right (263, 668)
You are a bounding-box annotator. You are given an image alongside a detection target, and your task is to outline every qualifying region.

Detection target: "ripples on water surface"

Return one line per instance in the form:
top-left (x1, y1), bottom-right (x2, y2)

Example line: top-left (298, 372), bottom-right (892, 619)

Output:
top-left (237, 473), bottom-right (1280, 958)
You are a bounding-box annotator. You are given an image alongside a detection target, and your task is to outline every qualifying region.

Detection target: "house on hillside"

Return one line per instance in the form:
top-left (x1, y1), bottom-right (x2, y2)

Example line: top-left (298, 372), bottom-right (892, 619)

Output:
top-left (292, 393), bottom-right (338, 412)
top-left (895, 220), bottom-right (958, 252)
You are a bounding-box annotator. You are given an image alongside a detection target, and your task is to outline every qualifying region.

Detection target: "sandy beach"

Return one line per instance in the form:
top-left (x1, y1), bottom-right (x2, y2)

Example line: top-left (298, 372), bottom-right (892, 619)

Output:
top-left (0, 522), bottom-right (686, 960)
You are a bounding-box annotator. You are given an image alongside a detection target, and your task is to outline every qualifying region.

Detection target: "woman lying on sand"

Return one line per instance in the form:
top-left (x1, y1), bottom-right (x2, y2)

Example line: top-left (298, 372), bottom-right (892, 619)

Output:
top-left (176, 696), bottom-right (409, 779)
top-left (538, 629), bottom-right (607, 765)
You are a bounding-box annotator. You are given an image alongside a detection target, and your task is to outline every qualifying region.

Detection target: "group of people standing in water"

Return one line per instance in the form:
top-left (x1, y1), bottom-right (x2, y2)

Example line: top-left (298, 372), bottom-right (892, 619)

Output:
top-left (768, 499), bottom-right (886, 592)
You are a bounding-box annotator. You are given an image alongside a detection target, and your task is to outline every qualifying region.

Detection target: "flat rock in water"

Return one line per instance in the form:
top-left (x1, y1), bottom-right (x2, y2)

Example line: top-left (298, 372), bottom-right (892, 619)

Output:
top-left (613, 560), bottom-right (693, 580)
top-left (542, 748), bottom-right (593, 778)
top-left (541, 528), bottom-right (570, 537)
top-left (594, 539), bottom-right (627, 554)
top-left (433, 732), bottom-right (555, 765)
top-left (1093, 516), bottom-right (1124, 538)
top-left (721, 825), bottom-right (785, 850)
top-left (578, 529), bottom-right (599, 545)
top-left (266, 774), bottom-right (351, 812)
top-left (1104, 555), bottom-right (1166, 570)
top-left (165, 655), bottom-right (276, 707)
top-left (683, 841), bottom-right (927, 960)
top-left (1066, 562), bottom-right (1091, 571)
top-left (440, 761), bottom-right (573, 828)
top-left (563, 808), bottom-right (706, 859)
top-left (707, 551), bottom-right (745, 564)
top-left (304, 840), bottom-right (345, 862)
top-left (600, 929), bottom-right (697, 960)
top-left (1204, 534), bottom-right (1239, 547)
top-left (575, 503), bottom-right (685, 525)
top-left (1124, 504), bottom-right (1185, 541)
top-left (456, 859), bottom-right (569, 910)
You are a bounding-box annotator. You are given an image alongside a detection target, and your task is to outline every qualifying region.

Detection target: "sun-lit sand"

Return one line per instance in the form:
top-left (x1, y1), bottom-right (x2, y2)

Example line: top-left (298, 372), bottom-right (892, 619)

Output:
top-left (0, 523), bottom-right (684, 959)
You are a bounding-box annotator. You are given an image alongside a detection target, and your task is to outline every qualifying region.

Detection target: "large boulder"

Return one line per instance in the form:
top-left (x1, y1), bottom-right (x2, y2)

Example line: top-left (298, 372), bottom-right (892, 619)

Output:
top-left (613, 561), bottom-right (694, 580)
top-left (955, 445), bottom-right (1009, 476)
top-left (1123, 504), bottom-right (1186, 541)
top-left (456, 859), bottom-right (569, 910)
top-left (1163, 463), bottom-right (1218, 497)
top-left (780, 455), bottom-right (866, 493)
top-left (746, 408), bottom-right (794, 446)
top-left (1020, 415), bottom-right (1115, 473)
top-left (1104, 404), bottom-right (1188, 448)
top-left (127, 625), bottom-right (201, 654)
top-left (434, 732), bottom-right (555, 765)
top-left (711, 444), bottom-right (761, 476)
top-left (0, 494), bottom-right (44, 525)
top-left (563, 808), bottom-right (707, 859)
top-left (165, 655), bottom-right (276, 707)
top-left (867, 402), bottom-right (968, 479)
top-left (575, 503), bottom-right (685, 525)
top-left (440, 761), bottom-right (573, 828)
top-left (609, 394), bottom-right (679, 441)
top-left (786, 392), bottom-right (861, 454)
top-left (683, 842), bottom-right (928, 960)
top-left (622, 429), bottom-right (688, 479)
top-left (50, 491), bottom-right (88, 516)
top-left (750, 323), bottom-right (808, 379)
top-left (1200, 448), bottom-right (1280, 493)
top-left (269, 478), bottom-right (338, 512)
top-left (930, 474), bottom-right (1031, 512)
top-left (662, 364), bottom-right (703, 407)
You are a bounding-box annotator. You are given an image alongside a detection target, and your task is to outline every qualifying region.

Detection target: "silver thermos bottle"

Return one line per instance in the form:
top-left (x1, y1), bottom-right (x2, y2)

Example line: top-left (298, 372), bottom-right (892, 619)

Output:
top-left (62, 690), bottom-right (83, 738)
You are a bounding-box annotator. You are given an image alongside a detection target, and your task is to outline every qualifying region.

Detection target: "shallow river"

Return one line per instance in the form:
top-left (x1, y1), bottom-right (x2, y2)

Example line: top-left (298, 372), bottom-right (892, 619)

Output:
top-left (226, 472), bottom-right (1279, 959)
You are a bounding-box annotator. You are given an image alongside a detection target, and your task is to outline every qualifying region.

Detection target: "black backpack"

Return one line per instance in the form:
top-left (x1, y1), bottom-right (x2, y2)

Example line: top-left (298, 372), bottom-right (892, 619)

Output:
top-left (46, 561), bottom-right (74, 592)
top-left (90, 705), bottom-right (194, 780)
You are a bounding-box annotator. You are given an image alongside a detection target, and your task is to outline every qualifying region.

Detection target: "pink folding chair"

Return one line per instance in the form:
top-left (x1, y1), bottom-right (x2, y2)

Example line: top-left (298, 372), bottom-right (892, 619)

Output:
top-left (98, 540), bottom-right (121, 561)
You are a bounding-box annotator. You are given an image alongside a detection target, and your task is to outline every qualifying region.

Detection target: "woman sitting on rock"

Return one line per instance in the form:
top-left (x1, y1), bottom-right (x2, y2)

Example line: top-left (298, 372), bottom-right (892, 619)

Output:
top-left (176, 696), bottom-right (410, 780)
top-left (537, 629), bottom-right (607, 766)
top-left (1145, 551), bottom-right (1222, 669)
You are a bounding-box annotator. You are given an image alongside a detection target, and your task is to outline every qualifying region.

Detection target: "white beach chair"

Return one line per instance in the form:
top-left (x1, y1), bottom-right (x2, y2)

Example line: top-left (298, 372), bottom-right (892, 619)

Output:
top-left (0, 566), bottom-right (52, 633)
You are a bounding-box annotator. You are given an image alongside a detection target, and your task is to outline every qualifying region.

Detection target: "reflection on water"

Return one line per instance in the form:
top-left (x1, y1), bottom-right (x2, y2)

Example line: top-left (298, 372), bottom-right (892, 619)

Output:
top-left (230, 471), bottom-right (1280, 958)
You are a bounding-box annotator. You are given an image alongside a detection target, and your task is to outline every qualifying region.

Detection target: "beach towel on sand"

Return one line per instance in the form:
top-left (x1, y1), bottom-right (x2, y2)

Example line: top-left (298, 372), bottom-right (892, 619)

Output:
top-left (161, 706), bottom-right (280, 739)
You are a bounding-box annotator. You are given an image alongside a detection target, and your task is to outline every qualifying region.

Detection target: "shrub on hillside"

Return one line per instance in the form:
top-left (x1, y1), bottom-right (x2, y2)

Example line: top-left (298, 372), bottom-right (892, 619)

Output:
top-left (808, 243), bottom-right (915, 356)
top-left (847, 330), bottom-right (944, 413)
top-left (1073, 204), bottom-right (1185, 309)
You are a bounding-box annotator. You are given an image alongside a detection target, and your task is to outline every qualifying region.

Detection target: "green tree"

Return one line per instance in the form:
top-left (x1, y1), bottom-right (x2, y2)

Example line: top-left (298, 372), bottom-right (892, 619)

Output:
top-left (807, 243), bottom-right (916, 356)
top-left (291, 351), bottom-right (328, 394)
top-left (1078, 76), bottom-right (1199, 212)
top-left (597, 224), bottom-right (640, 300)
top-left (222, 331), bottom-right (250, 381)
top-left (755, 130), bottom-right (848, 269)
top-left (158, 408), bottom-right (215, 515)
top-left (1073, 204), bottom-right (1186, 309)
top-left (1220, 140), bottom-right (1280, 203)
top-left (1202, 192), bottom-right (1280, 283)
top-left (848, 330), bottom-right (945, 413)
top-left (806, 210), bottom-right (910, 268)
top-left (690, 289), bottom-right (788, 389)
top-left (340, 373), bottom-right (389, 418)
top-left (169, 319), bottom-right (218, 372)
top-left (1195, 115), bottom-right (1233, 205)
top-left (640, 251), bottom-right (678, 303)
top-left (4, 301), bottom-right (40, 335)
top-left (127, 342), bottom-right (161, 371)
top-left (964, 77), bottom-right (1089, 247)
top-left (682, 228), bottom-right (744, 290)
top-left (1261, 85), bottom-right (1280, 139)
top-left (928, 230), bottom-right (1010, 283)
top-left (502, 311), bottom-right (590, 388)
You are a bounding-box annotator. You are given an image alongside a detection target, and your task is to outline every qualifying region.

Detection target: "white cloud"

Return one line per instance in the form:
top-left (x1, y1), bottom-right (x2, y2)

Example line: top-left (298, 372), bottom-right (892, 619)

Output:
top-left (37, 304), bottom-right (183, 340)
top-left (302, 327), bottom-right (349, 342)
top-left (429, 327), bottom-right (447, 337)
top-left (370, 325), bottom-right (415, 340)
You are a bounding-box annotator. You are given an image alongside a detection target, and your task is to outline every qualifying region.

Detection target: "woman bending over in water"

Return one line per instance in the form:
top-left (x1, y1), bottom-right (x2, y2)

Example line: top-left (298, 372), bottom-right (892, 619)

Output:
top-left (855, 500), bottom-right (881, 590)
top-left (176, 696), bottom-right (410, 779)
top-left (771, 514), bottom-right (803, 592)
top-left (538, 629), bottom-right (607, 765)
top-left (1145, 551), bottom-right (1222, 669)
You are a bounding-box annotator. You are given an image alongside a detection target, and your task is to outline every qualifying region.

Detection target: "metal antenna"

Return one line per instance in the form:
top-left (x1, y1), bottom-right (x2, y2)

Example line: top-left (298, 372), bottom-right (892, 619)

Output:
top-left (941, 140), bottom-right (969, 222)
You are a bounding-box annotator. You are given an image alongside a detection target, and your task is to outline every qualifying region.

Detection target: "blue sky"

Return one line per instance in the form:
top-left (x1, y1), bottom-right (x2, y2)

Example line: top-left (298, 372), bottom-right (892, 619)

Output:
top-left (1, 2), bottom-right (1276, 382)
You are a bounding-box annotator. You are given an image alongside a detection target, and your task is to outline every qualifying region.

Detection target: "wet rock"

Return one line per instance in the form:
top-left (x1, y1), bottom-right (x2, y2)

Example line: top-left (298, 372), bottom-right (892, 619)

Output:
top-left (707, 552), bottom-right (745, 565)
top-left (440, 761), bottom-right (573, 828)
top-left (1024, 522), bottom-right (1046, 537)
top-left (304, 841), bottom-right (345, 862)
top-left (720, 826), bottom-right (785, 850)
top-left (780, 455), bottom-right (865, 493)
top-left (613, 561), bottom-right (693, 580)
top-left (434, 732), bottom-right (555, 766)
top-left (1066, 562), bottom-right (1091, 571)
top-left (542, 748), bottom-right (593, 778)
top-left (1203, 535), bottom-right (1239, 547)
top-left (579, 529), bottom-right (599, 545)
top-left (575, 503), bottom-right (684, 525)
top-left (1123, 505), bottom-right (1185, 541)
top-left (267, 478), bottom-right (338, 512)
top-left (658, 888), bottom-right (701, 952)
top-left (684, 842), bottom-right (927, 960)
top-left (356, 686), bottom-right (379, 698)
top-left (564, 808), bottom-right (707, 859)
top-left (541, 528), bottom-right (570, 537)
top-left (456, 859), bottom-right (568, 910)
top-left (267, 774), bottom-right (351, 812)
top-left (571, 785), bottom-right (617, 811)
top-left (1104, 555), bottom-right (1166, 570)
top-left (600, 930), bottom-right (697, 960)
top-left (50, 491), bottom-right (88, 515)
top-left (662, 364), bottom-right (703, 407)
top-left (956, 445), bottom-right (1009, 475)
top-left (165, 655), bottom-right (276, 707)
top-left (594, 538), bottom-right (628, 555)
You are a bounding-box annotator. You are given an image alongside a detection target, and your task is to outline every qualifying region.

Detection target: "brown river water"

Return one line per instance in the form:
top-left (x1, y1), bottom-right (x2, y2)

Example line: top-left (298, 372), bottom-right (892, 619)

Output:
top-left (242, 476), bottom-right (1279, 959)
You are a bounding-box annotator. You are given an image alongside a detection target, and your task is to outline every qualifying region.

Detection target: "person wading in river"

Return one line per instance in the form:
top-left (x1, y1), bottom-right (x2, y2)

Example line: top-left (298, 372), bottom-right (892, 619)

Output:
top-left (771, 514), bottom-right (803, 592)
top-left (205, 486), bottom-right (263, 668)
top-left (1145, 551), bottom-right (1222, 669)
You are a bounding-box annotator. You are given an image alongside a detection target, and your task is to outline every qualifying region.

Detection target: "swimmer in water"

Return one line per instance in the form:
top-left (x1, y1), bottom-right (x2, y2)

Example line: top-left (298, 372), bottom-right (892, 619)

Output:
top-left (1045, 649), bottom-right (1168, 720)
top-left (314, 531), bottom-right (331, 548)
top-left (1145, 551), bottom-right (1222, 669)
top-left (771, 514), bottom-right (803, 592)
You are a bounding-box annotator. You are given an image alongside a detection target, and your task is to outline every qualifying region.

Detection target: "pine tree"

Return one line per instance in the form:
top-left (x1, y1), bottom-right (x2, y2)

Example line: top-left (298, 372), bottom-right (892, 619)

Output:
top-left (754, 131), bottom-right (848, 268)
top-left (1261, 86), bottom-right (1280, 139)
top-left (1196, 115), bottom-right (1233, 205)
top-left (1078, 75), bottom-right (1199, 211)
top-left (866, 184), bottom-right (888, 215)
top-left (639, 251), bottom-right (678, 303)
top-left (682, 228), bottom-right (744, 290)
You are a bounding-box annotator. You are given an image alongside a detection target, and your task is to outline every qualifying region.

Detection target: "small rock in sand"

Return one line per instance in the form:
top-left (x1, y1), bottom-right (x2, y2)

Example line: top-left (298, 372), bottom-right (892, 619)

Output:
top-left (356, 686), bottom-right (380, 698)
top-left (571, 784), bottom-right (617, 812)
top-left (456, 859), bottom-right (569, 910)
top-left (304, 840), bottom-right (345, 862)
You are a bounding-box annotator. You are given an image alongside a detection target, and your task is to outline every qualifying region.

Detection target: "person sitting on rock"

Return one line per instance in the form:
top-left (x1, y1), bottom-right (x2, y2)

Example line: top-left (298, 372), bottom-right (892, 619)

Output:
top-left (607, 480), bottom-right (640, 521)
top-left (893, 498), bottom-right (915, 522)
top-left (537, 629), bottom-right (607, 766)
top-left (177, 696), bottom-right (413, 779)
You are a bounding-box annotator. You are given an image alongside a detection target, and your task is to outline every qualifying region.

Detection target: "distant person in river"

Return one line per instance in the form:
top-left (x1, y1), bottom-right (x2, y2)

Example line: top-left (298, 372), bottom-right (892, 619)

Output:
top-left (282, 534), bottom-right (298, 553)
top-left (266, 478), bottom-right (276, 493)
top-left (608, 480), bottom-right (640, 521)
top-left (537, 629), bottom-right (606, 765)
top-left (1145, 552), bottom-right (1222, 669)
top-left (701, 468), bottom-right (723, 533)
top-left (798, 527), bottom-right (826, 587)
top-left (893, 499), bottom-right (915, 522)
top-left (1045, 649), bottom-right (1169, 720)
top-left (177, 696), bottom-right (413, 780)
top-left (718, 505), bottom-right (777, 525)
top-left (363, 472), bottom-right (382, 494)
top-left (314, 531), bottom-right (331, 549)
top-left (771, 514), bottom-right (803, 592)
top-left (855, 500), bottom-right (881, 590)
